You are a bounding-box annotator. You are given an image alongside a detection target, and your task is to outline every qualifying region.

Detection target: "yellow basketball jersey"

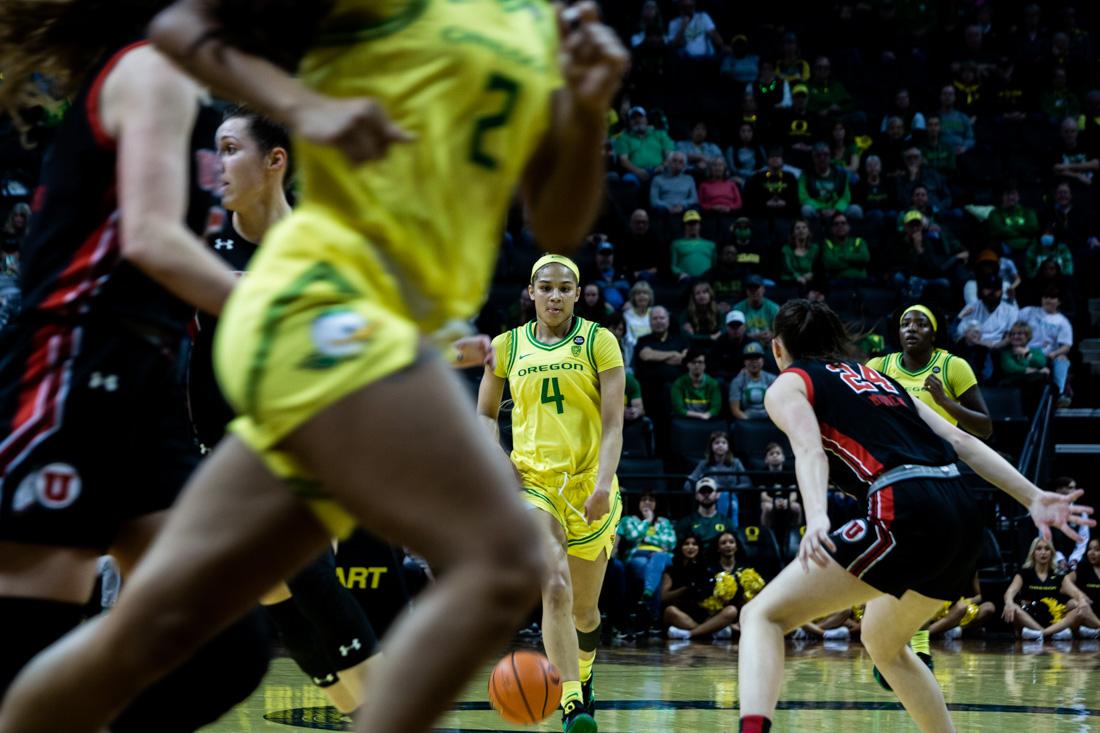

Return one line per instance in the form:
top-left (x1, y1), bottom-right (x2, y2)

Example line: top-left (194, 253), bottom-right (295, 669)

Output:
top-left (492, 317), bottom-right (623, 486)
top-left (866, 349), bottom-right (977, 425)
top-left (293, 0), bottom-right (562, 331)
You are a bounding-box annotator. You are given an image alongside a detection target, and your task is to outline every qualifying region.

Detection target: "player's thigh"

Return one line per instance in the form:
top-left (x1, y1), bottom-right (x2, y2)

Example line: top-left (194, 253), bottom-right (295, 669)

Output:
top-left (742, 556), bottom-right (882, 633)
top-left (280, 355), bottom-right (540, 570)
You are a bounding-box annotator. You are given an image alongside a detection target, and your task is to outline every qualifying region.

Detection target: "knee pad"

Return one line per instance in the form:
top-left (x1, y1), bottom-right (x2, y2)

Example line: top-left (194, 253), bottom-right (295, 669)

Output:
top-left (111, 609), bottom-right (271, 733)
top-left (576, 624), bottom-right (602, 653)
top-left (265, 598), bottom-right (340, 687)
top-left (286, 550), bottom-right (377, 669)
top-left (0, 597), bottom-right (85, 695)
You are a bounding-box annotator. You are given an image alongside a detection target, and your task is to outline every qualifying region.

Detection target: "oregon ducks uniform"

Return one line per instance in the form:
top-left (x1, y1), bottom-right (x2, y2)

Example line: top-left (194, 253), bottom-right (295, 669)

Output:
top-left (214, 0), bottom-right (562, 536)
top-left (866, 349), bottom-right (977, 426)
top-left (492, 317), bottom-right (624, 561)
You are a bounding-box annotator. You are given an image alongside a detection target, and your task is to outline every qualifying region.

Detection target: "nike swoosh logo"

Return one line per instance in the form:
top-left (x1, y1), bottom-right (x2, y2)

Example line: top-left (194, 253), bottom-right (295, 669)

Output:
top-left (518, 353), bottom-right (532, 360)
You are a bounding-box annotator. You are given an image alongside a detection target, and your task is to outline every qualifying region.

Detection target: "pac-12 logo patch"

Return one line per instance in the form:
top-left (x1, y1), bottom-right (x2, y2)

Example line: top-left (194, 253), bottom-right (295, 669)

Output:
top-left (839, 519), bottom-right (868, 543)
top-left (12, 463), bottom-right (82, 512)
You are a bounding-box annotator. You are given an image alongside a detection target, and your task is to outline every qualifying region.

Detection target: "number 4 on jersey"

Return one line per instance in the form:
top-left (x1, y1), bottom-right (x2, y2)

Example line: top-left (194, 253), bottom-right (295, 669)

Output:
top-left (540, 376), bottom-right (565, 414)
top-left (826, 363), bottom-right (899, 395)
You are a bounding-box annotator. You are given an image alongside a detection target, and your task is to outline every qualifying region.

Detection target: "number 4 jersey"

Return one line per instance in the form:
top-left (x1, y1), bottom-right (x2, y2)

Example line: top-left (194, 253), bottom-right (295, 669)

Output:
top-left (784, 359), bottom-right (957, 498)
top-left (492, 317), bottom-right (622, 487)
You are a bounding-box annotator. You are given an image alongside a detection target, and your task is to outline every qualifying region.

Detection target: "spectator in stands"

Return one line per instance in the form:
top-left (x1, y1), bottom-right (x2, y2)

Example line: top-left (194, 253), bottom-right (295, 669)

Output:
top-left (950, 62), bottom-right (983, 120)
top-left (704, 241), bottom-right (750, 306)
top-left (799, 142), bottom-right (862, 225)
top-left (1, 202), bottom-right (30, 253)
top-left (780, 218), bottom-right (819, 287)
top-left (1040, 68), bottom-right (1081, 126)
top-left (671, 348), bottom-right (721, 420)
top-left (964, 249), bottom-right (1020, 307)
top-left (1047, 182), bottom-right (1099, 283)
top-left (1052, 117), bottom-right (1098, 192)
top-left (678, 121), bottom-right (723, 174)
top-left (671, 210), bottom-right (716, 281)
top-left (587, 238), bottom-right (631, 310)
top-left (732, 275), bottom-right (779, 345)
top-left (710, 310), bottom-right (747, 381)
top-left (1080, 90), bottom-right (1100, 151)
top-left (1025, 226), bottom-right (1074, 280)
top-left (895, 148), bottom-right (954, 223)
top-left (1019, 289), bottom-right (1074, 406)
top-left (880, 88), bottom-right (926, 138)
top-left (614, 106), bottom-right (675, 186)
top-left (659, 534), bottom-right (713, 639)
top-left (874, 115), bottom-right (911, 176)
top-left (623, 364), bottom-right (645, 424)
top-left (629, 1), bottom-right (663, 49)
top-left (680, 281), bottom-right (722, 340)
top-left (891, 211), bottom-right (967, 301)
top-left (867, 304), bottom-right (992, 437)
top-left (576, 283), bottom-right (614, 325)
top-left (622, 280), bottom-right (654, 367)
top-left (620, 491), bottom-right (677, 630)
top-left (1003, 538), bottom-right (1076, 641)
top-left (721, 34), bottom-right (759, 85)
top-left (651, 151), bottom-right (699, 229)
top-left (759, 443), bottom-right (801, 532)
top-left (807, 56), bottom-right (854, 122)
top-left (729, 341), bottom-right (776, 421)
top-left (666, 0), bottom-right (726, 61)
top-left (956, 276), bottom-right (1019, 379)
top-left (668, 532), bottom-right (767, 641)
top-left (728, 216), bottom-right (766, 270)
top-left (937, 85), bottom-right (976, 154)
top-left (920, 115), bottom-right (957, 178)
top-left (821, 212), bottom-right (871, 284)
top-left (620, 208), bottom-right (664, 283)
top-left (998, 321), bottom-right (1049, 392)
top-left (927, 576), bottom-right (996, 640)
top-left (829, 120), bottom-right (862, 181)
top-left (683, 430), bottom-right (751, 524)
top-left (775, 31), bottom-right (809, 83)
top-left (1060, 538), bottom-right (1100, 638)
top-left (988, 184), bottom-right (1039, 257)
top-left (726, 122), bottom-right (767, 186)
top-left (699, 157), bottom-right (742, 242)
top-left (744, 146), bottom-right (798, 246)
top-left (634, 305), bottom-right (689, 434)
top-left (779, 84), bottom-right (815, 168)
top-left (675, 478), bottom-right (732, 555)
top-left (853, 155), bottom-right (898, 232)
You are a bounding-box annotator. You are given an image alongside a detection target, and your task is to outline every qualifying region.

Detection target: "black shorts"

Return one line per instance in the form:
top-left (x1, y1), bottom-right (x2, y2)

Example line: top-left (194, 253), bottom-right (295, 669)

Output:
top-left (0, 319), bottom-right (200, 551)
top-left (827, 476), bottom-right (982, 601)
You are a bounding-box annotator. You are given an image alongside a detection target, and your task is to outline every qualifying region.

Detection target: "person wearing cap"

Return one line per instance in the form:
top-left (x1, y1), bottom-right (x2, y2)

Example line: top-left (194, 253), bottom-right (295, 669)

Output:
top-left (683, 430), bottom-right (752, 523)
top-left (479, 254), bottom-right (626, 728)
top-left (807, 55), bottom-right (854, 119)
top-left (586, 237), bottom-right (630, 310)
top-left (671, 348), bottom-right (722, 420)
top-left (721, 33), bottom-right (760, 84)
top-left (612, 106), bottom-right (675, 184)
top-left (733, 276), bottom-right (780, 344)
top-left (665, 0), bottom-right (726, 59)
top-left (867, 305), bottom-right (992, 437)
top-left (891, 210), bottom-right (968, 300)
top-left (799, 142), bottom-right (861, 223)
top-left (711, 310), bottom-right (749, 380)
top-left (675, 478), bottom-right (735, 556)
top-left (671, 210), bottom-right (716, 281)
top-left (729, 341), bottom-right (777, 421)
top-left (744, 147), bottom-right (799, 244)
top-left (650, 150), bottom-right (699, 218)
top-left (964, 248), bottom-right (1020, 306)
top-left (822, 212), bottom-right (871, 283)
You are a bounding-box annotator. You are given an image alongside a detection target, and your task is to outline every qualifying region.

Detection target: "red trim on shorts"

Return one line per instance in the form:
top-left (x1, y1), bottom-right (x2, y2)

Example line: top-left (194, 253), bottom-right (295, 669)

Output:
top-left (820, 422), bottom-right (885, 482)
top-left (85, 40), bottom-right (151, 150)
top-left (875, 486), bottom-right (896, 524)
top-left (783, 367), bottom-right (814, 405)
top-left (38, 214), bottom-right (120, 312)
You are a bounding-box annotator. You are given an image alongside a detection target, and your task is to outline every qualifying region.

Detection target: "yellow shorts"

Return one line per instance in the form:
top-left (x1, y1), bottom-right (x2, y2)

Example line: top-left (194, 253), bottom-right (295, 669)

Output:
top-left (215, 210), bottom-right (419, 538)
top-left (522, 474), bottom-right (622, 561)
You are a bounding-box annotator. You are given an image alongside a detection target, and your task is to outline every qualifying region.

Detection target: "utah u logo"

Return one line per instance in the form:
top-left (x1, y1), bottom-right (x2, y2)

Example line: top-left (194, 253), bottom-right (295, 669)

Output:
top-left (839, 519), bottom-right (868, 543)
top-left (14, 463), bottom-right (83, 511)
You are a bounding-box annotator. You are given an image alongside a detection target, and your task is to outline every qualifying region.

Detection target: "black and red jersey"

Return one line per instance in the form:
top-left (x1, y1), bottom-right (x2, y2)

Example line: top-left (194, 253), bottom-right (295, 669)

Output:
top-left (784, 359), bottom-right (957, 497)
top-left (19, 40), bottom-right (224, 335)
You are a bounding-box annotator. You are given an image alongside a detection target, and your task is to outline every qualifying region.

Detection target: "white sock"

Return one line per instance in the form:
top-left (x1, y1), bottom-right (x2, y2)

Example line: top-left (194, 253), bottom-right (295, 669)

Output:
top-left (1021, 627), bottom-right (1043, 641)
top-left (667, 626), bottom-right (691, 640)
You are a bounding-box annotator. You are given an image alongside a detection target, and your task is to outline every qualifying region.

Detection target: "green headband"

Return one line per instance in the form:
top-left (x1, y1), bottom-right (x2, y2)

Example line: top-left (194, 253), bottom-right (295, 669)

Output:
top-left (530, 254), bottom-right (580, 284)
top-left (901, 304), bottom-right (938, 333)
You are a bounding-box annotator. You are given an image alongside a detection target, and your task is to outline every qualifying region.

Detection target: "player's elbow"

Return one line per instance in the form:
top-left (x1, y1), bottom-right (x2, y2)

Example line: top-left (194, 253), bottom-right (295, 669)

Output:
top-left (148, 4), bottom-right (203, 63)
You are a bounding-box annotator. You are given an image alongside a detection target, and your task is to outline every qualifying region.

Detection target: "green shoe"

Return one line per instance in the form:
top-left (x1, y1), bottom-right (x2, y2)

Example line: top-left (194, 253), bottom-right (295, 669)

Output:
top-left (872, 651), bottom-right (934, 692)
top-left (581, 673), bottom-right (596, 717)
top-left (561, 699), bottom-right (597, 733)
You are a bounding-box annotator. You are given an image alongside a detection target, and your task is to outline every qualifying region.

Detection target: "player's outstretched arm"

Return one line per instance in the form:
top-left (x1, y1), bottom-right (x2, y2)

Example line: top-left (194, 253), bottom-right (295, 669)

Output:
top-left (149, 0), bottom-right (411, 163)
top-left (913, 399), bottom-right (1095, 541)
top-left (521, 2), bottom-right (628, 253)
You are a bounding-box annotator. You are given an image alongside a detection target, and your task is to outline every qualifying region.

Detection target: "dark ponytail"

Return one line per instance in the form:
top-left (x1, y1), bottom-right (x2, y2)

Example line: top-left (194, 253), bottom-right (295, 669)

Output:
top-left (773, 299), bottom-right (856, 362)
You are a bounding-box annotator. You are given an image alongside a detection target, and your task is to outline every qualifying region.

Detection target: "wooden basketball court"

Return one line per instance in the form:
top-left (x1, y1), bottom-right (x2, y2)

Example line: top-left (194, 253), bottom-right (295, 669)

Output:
top-left (205, 638), bottom-right (1100, 731)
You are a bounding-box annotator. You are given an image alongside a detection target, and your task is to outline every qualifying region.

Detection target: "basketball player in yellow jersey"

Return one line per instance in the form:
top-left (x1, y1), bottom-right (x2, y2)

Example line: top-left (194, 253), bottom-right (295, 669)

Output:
top-left (864, 303), bottom-right (992, 695)
top-left (478, 255), bottom-right (625, 733)
top-left (0, 5), bottom-right (629, 733)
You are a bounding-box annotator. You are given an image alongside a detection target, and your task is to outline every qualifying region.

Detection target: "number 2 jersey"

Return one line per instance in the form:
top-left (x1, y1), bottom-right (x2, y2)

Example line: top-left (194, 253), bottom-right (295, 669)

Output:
top-left (492, 317), bottom-right (622, 488)
top-left (784, 359), bottom-right (957, 500)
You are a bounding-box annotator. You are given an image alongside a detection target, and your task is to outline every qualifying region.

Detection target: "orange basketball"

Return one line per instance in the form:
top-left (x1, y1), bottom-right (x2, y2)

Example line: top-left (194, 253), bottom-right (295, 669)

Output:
top-left (488, 650), bottom-right (562, 724)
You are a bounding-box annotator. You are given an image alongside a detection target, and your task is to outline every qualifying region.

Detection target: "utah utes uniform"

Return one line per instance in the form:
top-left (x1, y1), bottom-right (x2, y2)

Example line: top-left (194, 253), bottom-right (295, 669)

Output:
top-left (784, 359), bottom-right (980, 600)
top-left (0, 40), bottom-right (223, 550)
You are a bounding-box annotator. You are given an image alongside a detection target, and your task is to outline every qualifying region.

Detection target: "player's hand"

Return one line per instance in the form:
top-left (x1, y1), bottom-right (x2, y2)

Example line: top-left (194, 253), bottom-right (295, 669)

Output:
top-left (798, 515), bottom-right (836, 572)
top-left (584, 487), bottom-right (611, 524)
top-left (1029, 488), bottom-right (1095, 543)
top-left (557, 2), bottom-right (629, 115)
top-left (924, 374), bottom-right (947, 405)
top-left (450, 335), bottom-right (495, 370)
top-left (291, 94), bottom-right (414, 164)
